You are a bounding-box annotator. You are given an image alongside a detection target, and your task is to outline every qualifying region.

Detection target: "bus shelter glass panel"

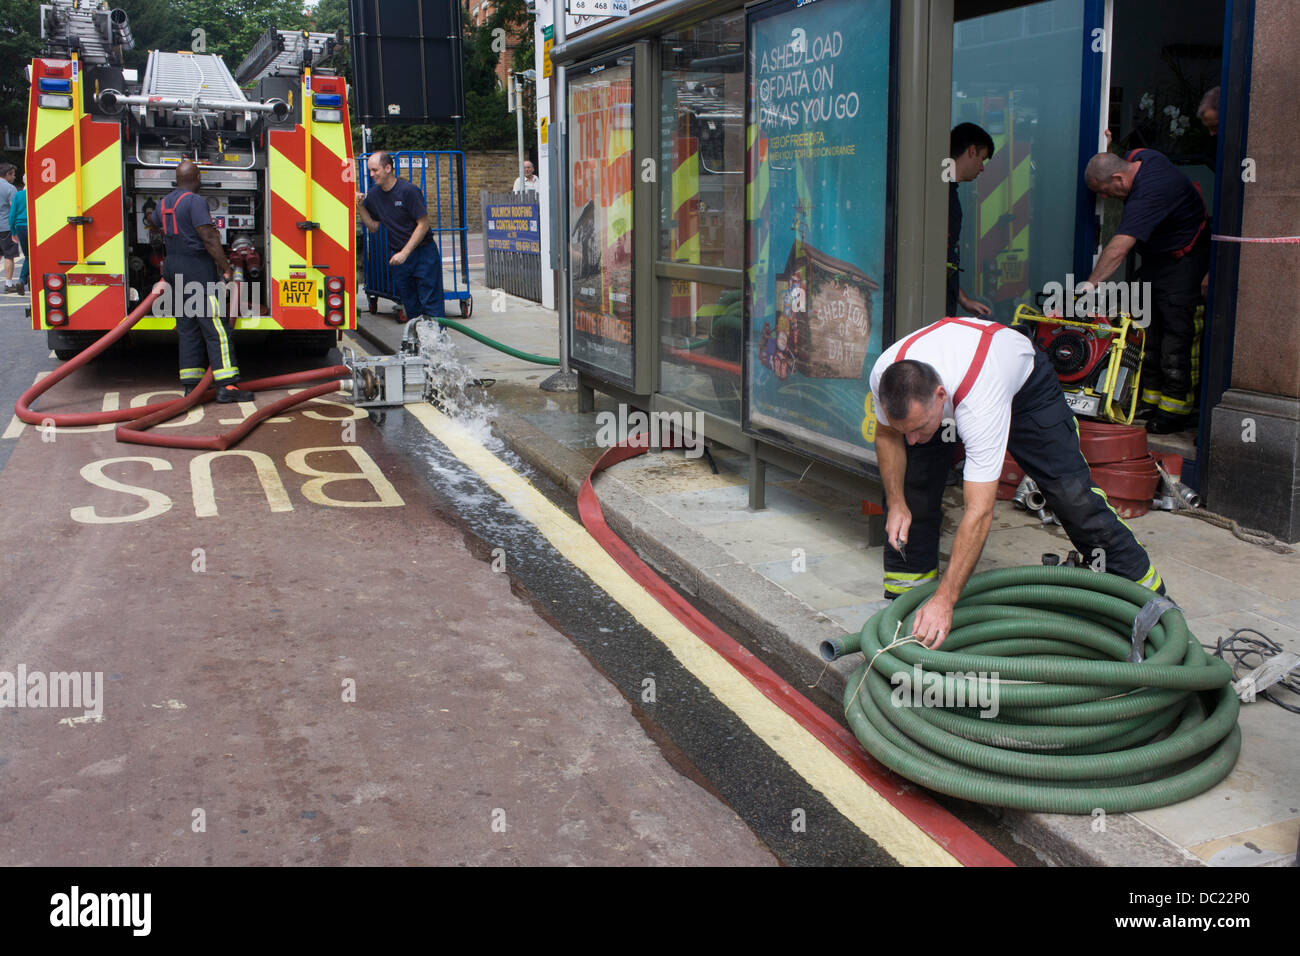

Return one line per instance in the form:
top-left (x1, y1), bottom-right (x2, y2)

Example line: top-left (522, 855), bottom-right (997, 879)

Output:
top-left (568, 52), bottom-right (636, 385)
top-left (658, 12), bottom-right (745, 420)
top-left (658, 278), bottom-right (741, 420)
top-left (951, 0), bottom-right (1086, 320)
top-left (744, 0), bottom-right (892, 464)
top-left (658, 12), bottom-right (746, 270)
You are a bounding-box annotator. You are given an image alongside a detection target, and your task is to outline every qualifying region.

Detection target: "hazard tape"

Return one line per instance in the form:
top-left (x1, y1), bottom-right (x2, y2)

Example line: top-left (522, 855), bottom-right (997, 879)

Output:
top-left (1211, 234), bottom-right (1300, 244)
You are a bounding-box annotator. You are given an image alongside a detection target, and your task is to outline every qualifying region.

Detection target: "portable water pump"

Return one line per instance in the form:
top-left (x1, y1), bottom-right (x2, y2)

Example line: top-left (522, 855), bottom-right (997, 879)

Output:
top-left (1012, 304), bottom-right (1145, 424)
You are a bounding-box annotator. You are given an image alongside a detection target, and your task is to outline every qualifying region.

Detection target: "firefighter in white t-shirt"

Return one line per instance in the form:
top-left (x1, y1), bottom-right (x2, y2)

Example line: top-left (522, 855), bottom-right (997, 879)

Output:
top-left (869, 317), bottom-right (1165, 648)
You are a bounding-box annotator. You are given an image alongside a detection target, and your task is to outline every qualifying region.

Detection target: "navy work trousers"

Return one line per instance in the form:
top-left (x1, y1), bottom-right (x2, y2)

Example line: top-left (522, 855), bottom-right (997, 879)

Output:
top-left (1136, 238), bottom-right (1210, 415)
top-left (163, 252), bottom-right (240, 385)
top-left (392, 239), bottom-right (445, 320)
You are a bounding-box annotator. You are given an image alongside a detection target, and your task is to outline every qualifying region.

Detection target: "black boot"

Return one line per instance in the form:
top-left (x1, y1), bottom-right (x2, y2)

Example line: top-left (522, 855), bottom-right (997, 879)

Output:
top-left (216, 383), bottom-right (255, 403)
top-left (1146, 411), bottom-right (1192, 434)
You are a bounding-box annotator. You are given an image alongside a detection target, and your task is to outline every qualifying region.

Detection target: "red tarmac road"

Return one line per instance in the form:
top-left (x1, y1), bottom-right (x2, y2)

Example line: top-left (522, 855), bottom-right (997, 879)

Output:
top-left (0, 348), bottom-right (775, 865)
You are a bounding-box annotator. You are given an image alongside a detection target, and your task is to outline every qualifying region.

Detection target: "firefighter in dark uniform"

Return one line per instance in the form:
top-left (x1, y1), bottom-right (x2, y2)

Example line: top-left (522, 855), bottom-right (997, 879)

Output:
top-left (870, 317), bottom-right (1165, 647)
top-left (1084, 149), bottom-right (1209, 433)
top-left (947, 123), bottom-right (995, 318)
top-left (151, 160), bottom-right (253, 403)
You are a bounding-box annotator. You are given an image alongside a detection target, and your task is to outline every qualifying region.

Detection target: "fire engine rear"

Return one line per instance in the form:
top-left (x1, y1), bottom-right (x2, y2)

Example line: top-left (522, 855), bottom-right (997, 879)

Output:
top-left (26, 1), bottom-right (355, 359)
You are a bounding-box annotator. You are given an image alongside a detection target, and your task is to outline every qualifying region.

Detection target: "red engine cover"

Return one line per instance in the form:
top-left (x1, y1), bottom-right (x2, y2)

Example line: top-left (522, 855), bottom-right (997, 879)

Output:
top-left (1035, 323), bottom-right (1111, 384)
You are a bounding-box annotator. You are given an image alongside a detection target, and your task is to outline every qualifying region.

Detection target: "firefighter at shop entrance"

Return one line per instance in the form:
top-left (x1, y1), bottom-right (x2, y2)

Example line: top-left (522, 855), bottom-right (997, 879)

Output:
top-left (871, 317), bottom-right (1166, 648)
top-left (1083, 149), bottom-right (1210, 434)
top-left (947, 123), bottom-right (996, 319)
top-left (152, 160), bottom-right (253, 403)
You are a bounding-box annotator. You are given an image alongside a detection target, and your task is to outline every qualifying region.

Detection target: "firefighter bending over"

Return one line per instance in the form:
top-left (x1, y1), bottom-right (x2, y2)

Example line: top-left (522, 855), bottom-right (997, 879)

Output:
top-left (870, 317), bottom-right (1166, 648)
top-left (152, 160), bottom-right (253, 403)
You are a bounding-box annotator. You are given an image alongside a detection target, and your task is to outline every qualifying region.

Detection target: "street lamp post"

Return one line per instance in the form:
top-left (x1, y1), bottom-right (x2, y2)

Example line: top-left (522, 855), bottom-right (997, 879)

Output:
top-left (513, 69), bottom-right (537, 191)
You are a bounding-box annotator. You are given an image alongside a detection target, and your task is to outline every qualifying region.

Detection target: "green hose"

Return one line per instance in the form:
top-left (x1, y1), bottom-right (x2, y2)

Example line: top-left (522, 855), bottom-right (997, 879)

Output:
top-left (825, 566), bottom-right (1241, 813)
top-left (438, 317), bottom-right (560, 366)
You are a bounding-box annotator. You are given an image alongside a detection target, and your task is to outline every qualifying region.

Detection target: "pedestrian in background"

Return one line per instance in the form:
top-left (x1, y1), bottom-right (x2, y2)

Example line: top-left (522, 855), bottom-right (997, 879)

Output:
top-left (7, 170), bottom-right (26, 295)
top-left (0, 164), bottom-right (20, 293)
top-left (513, 160), bottom-right (539, 193)
top-left (1197, 87), bottom-right (1220, 137)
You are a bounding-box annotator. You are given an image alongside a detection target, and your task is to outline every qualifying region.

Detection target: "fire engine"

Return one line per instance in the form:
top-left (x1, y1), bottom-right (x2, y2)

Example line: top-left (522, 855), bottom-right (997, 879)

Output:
top-left (26, 1), bottom-right (355, 359)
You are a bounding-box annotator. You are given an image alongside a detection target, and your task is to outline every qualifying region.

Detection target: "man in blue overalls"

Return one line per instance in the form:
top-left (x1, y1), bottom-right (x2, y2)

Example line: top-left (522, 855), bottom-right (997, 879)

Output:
top-left (151, 160), bottom-right (253, 403)
top-left (358, 152), bottom-right (445, 324)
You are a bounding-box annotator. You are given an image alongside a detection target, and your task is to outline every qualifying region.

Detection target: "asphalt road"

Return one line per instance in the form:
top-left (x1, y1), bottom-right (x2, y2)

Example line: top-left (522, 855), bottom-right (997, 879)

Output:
top-left (0, 304), bottom-right (778, 865)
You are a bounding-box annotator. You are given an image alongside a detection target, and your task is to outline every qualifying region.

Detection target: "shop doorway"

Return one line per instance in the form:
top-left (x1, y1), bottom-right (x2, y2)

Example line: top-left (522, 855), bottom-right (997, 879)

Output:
top-left (952, 0), bottom-right (1227, 469)
top-left (951, 0), bottom-right (1100, 324)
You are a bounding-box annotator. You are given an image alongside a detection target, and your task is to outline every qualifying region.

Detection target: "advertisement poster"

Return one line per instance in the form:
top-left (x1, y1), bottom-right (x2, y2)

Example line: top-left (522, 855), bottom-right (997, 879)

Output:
top-left (568, 53), bottom-right (635, 383)
top-left (745, 0), bottom-right (892, 461)
top-left (486, 200), bottom-right (541, 254)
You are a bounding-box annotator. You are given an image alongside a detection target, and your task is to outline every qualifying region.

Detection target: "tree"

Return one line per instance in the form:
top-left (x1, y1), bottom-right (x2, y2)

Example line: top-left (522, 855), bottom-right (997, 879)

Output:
top-left (0, 0), bottom-right (41, 143)
top-left (310, 0), bottom-right (349, 33)
top-left (117, 0), bottom-right (309, 69)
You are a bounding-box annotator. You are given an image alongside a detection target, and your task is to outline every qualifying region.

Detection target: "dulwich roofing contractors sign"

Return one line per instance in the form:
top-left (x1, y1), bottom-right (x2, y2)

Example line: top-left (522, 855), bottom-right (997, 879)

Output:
top-left (567, 52), bottom-right (635, 384)
top-left (486, 201), bottom-right (541, 254)
top-left (745, 0), bottom-right (893, 464)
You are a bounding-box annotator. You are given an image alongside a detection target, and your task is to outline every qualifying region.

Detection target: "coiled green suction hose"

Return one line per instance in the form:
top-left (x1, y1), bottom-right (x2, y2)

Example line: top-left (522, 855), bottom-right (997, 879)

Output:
top-left (823, 566), bottom-right (1241, 814)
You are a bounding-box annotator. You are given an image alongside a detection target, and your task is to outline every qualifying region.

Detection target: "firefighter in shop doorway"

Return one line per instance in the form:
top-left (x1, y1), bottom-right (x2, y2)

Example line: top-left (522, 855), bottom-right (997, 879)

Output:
top-left (947, 123), bottom-right (995, 319)
top-left (1084, 148), bottom-right (1210, 434)
top-left (871, 317), bottom-right (1166, 648)
top-left (152, 160), bottom-right (253, 403)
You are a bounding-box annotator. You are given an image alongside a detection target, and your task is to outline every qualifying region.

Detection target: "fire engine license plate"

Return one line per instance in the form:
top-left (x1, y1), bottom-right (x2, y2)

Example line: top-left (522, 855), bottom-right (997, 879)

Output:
top-left (280, 279), bottom-right (316, 307)
top-left (1064, 391), bottom-right (1101, 417)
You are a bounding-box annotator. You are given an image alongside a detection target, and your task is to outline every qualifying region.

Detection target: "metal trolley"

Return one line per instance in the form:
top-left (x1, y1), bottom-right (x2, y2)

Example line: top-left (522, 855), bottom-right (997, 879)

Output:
top-left (359, 150), bottom-right (473, 318)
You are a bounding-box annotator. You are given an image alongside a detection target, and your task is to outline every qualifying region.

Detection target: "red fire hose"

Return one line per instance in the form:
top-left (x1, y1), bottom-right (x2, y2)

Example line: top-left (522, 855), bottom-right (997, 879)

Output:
top-left (14, 283), bottom-right (351, 451)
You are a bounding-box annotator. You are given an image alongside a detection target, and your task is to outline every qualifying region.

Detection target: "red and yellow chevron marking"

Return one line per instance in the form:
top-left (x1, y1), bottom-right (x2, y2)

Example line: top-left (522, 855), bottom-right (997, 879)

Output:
top-left (974, 99), bottom-right (1031, 303)
top-left (745, 123), bottom-right (770, 288)
top-left (672, 133), bottom-right (700, 264)
top-left (27, 58), bottom-right (127, 331)
top-left (266, 73), bottom-right (355, 331)
top-left (601, 95), bottom-right (633, 317)
top-left (670, 129), bottom-right (700, 329)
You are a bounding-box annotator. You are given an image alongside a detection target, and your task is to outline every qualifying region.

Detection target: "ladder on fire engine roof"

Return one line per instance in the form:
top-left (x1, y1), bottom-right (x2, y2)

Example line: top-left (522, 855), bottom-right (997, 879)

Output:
top-left (39, 0), bottom-right (133, 66)
top-left (233, 28), bottom-right (345, 86)
top-left (144, 51), bottom-right (249, 103)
